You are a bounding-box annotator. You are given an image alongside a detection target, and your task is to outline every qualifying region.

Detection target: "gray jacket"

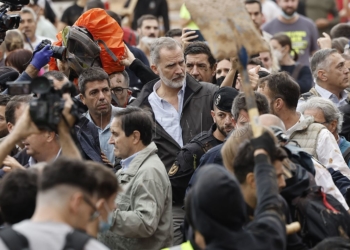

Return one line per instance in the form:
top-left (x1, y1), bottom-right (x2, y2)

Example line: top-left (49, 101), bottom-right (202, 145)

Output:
top-left (99, 142), bottom-right (173, 250)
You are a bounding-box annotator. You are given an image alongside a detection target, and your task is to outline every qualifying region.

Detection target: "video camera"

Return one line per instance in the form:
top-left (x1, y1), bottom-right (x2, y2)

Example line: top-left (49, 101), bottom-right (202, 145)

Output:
top-left (37, 39), bottom-right (66, 62)
top-left (7, 76), bottom-right (79, 131)
top-left (0, 0), bottom-right (29, 44)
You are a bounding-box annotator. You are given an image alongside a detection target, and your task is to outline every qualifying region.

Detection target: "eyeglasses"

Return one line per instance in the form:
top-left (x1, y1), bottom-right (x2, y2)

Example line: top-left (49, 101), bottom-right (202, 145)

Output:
top-left (83, 195), bottom-right (99, 221)
top-left (111, 87), bottom-right (129, 95)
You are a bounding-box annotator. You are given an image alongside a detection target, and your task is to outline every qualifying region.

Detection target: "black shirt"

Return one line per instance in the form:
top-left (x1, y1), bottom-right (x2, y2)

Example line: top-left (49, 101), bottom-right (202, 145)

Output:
top-left (61, 3), bottom-right (84, 26)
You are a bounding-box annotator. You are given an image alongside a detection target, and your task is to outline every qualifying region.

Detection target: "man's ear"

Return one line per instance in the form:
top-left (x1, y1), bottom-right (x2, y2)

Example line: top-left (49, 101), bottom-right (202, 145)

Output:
top-left (151, 64), bottom-right (159, 75)
top-left (329, 120), bottom-right (338, 134)
top-left (79, 93), bottom-right (86, 105)
top-left (317, 70), bottom-right (327, 82)
top-left (246, 172), bottom-right (256, 189)
top-left (211, 63), bottom-right (217, 76)
top-left (46, 131), bottom-right (56, 142)
top-left (7, 122), bottom-right (13, 133)
top-left (211, 110), bottom-right (216, 122)
top-left (132, 130), bottom-right (141, 144)
top-left (69, 192), bottom-right (83, 215)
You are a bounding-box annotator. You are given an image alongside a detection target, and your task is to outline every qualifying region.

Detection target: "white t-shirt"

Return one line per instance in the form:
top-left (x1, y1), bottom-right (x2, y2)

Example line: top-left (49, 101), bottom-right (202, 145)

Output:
top-left (0, 220), bottom-right (109, 250)
top-left (23, 35), bottom-right (53, 51)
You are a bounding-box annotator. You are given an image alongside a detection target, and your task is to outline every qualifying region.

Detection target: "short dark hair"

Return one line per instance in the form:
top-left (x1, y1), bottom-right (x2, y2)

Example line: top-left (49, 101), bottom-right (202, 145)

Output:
top-left (137, 14), bottom-right (158, 28)
top-left (85, 0), bottom-right (105, 11)
top-left (260, 72), bottom-right (300, 110)
top-left (0, 169), bottom-right (38, 224)
top-left (184, 41), bottom-right (216, 68)
top-left (107, 10), bottom-right (122, 26)
top-left (86, 162), bottom-right (119, 199)
top-left (5, 95), bottom-right (32, 124)
top-left (114, 106), bottom-right (153, 146)
top-left (78, 67), bottom-right (110, 95)
top-left (0, 94), bottom-right (10, 106)
top-left (330, 23), bottom-right (350, 39)
top-left (43, 70), bottom-right (67, 81)
top-left (244, 0), bottom-right (262, 12)
top-left (231, 92), bottom-right (270, 121)
top-left (39, 157), bottom-right (98, 196)
top-left (165, 29), bottom-right (182, 38)
top-left (110, 70), bottom-right (130, 87)
top-left (233, 139), bottom-right (287, 184)
top-left (5, 49), bottom-right (32, 73)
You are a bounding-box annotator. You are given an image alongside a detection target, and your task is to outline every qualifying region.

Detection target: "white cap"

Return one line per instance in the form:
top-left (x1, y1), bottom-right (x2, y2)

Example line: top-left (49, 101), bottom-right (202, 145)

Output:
top-left (29, 0), bottom-right (45, 9)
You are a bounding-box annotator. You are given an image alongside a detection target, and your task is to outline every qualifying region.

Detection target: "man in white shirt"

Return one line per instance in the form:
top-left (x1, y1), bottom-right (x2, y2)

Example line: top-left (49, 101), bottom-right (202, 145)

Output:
top-left (258, 114), bottom-right (349, 210)
top-left (258, 71), bottom-right (350, 179)
top-left (28, 0), bottom-right (58, 40)
top-left (18, 7), bottom-right (53, 51)
top-left (298, 49), bottom-right (350, 109)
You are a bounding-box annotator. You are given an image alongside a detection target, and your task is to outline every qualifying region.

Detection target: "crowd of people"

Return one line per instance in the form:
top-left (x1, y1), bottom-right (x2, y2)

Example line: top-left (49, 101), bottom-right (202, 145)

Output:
top-left (2, 0), bottom-right (350, 249)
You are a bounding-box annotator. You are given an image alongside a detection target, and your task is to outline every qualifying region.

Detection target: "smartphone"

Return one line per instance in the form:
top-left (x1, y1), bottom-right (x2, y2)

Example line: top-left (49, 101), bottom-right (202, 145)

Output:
top-left (184, 29), bottom-right (206, 42)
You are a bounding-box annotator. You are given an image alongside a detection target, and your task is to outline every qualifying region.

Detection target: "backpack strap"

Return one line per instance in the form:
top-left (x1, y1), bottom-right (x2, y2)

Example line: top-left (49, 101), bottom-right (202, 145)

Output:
top-left (0, 227), bottom-right (29, 250)
top-left (342, 147), bottom-right (350, 164)
top-left (291, 63), bottom-right (303, 80)
top-left (63, 229), bottom-right (91, 250)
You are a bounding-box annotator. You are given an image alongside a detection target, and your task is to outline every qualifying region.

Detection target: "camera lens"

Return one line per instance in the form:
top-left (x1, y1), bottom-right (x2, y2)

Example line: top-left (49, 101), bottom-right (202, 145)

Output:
top-left (31, 77), bottom-right (52, 94)
top-left (51, 46), bottom-right (66, 61)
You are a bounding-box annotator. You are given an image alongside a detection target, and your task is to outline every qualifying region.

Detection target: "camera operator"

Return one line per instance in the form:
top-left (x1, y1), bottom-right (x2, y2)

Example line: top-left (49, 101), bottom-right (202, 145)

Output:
top-left (1, 43), bottom-right (53, 94)
top-left (0, 93), bottom-right (81, 171)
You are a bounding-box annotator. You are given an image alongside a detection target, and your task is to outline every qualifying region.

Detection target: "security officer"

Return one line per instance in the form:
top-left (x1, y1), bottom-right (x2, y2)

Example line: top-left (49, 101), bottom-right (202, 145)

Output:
top-left (168, 87), bottom-right (239, 208)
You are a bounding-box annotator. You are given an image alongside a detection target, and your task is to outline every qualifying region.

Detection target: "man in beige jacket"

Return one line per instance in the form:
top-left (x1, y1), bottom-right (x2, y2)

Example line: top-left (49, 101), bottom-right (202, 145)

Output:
top-left (99, 106), bottom-right (173, 250)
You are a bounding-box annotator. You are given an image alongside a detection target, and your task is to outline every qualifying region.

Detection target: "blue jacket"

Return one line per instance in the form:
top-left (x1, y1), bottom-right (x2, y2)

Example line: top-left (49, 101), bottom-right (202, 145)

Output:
top-left (75, 116), bottom-right (103, 163)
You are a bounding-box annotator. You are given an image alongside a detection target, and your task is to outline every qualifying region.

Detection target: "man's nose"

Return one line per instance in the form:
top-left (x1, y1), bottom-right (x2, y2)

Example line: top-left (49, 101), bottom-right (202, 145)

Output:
top-left (99, 91), bottom-right (106, 100)
top-left (191, 65), bottom-right (199, 76)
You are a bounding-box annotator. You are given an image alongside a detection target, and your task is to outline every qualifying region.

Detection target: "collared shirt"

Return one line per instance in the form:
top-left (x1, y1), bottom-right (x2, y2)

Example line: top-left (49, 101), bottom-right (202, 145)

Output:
top-left (298, 84), bottom-right (348, 109)
top-left (28, 148), bottom-right (62, 167)
top-left (287, 113), bottom-right (350, 180)
top-left (120, 151), bottom-right (140, 170)
top-left (148, 80), bottom-right (186, 147)
top-left (84, 105), bottom-right (122, 165)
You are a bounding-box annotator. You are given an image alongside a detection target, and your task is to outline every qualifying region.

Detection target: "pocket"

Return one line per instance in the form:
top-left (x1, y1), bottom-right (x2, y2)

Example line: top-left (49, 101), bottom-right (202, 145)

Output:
top-left (117, 202), bottom-right (130, 211)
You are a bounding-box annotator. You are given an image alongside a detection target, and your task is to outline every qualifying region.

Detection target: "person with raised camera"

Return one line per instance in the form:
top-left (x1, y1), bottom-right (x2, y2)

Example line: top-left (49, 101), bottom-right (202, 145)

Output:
top-left (0, 88), bottom-right (79, 171)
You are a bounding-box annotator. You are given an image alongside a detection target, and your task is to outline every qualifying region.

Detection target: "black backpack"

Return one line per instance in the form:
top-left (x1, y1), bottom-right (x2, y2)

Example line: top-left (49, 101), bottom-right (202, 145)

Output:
top-left (169, 131), bottom-right (221, 205)
top-left (293, 186), bottom-right (350, 248)
top-left (0, 227), bottom-right (91, 250)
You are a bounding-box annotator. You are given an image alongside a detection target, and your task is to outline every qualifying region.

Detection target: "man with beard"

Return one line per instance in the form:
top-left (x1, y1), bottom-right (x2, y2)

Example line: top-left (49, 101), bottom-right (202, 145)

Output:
top-left (79, 67), bottom-right (122, 166)
top-left (0, 95), bottom-right (10, 143)
top-left (169, 87), bottom-right (238, 212)
top-left (258, 72), bottom-right (350, 180)
top-left (131, 37), bottom-right (218, 245)
top-left (262, 0), bottom-right (319, 67)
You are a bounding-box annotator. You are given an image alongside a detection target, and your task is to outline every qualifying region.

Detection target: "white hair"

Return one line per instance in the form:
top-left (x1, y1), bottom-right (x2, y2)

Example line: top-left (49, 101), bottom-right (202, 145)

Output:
top-left (299, 96), bottom-right (343, 132)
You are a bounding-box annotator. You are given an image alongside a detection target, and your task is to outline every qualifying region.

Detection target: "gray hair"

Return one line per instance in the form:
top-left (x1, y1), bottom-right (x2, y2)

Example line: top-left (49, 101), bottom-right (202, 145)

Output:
top-left (299, 96), bottom-right (343, 132)
top-left (150, 37), bottom-right (181, 65)
top-left (310, 49), bottom-right (338, 79)
top-left (20, 7), bottom-right (37, 22)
